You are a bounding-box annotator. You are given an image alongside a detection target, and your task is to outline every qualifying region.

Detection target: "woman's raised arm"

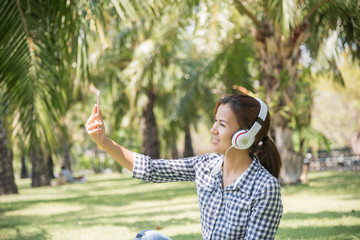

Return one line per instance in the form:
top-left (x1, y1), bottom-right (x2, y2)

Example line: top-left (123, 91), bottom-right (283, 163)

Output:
top-left (85, 104), bottom-right (134, 171)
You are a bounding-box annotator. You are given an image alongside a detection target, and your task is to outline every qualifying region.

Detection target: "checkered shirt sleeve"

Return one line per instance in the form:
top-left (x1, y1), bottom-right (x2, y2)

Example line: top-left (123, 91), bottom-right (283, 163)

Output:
top-left (132, 152), bottom-right (199, 182)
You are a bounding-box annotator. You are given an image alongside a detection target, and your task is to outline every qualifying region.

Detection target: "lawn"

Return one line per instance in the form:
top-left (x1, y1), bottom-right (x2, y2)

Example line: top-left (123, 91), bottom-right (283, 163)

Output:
top-left (0, 171), bottom-right (359, 240)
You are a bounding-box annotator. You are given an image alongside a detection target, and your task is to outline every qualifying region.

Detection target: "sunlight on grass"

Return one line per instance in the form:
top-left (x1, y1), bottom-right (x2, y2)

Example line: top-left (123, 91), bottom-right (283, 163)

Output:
top-left (3, 203), bottom-right (84, 217)
top-left (277, 171), bottom-right (360, 240)
top-left (283, 194), bottom-right (360, 213)
top-left (0, 173), bottom-right (201, 240)
top-left (280, 215), bottom-right (360, 228)
top-left (0, 171), bottom-right (359, 240)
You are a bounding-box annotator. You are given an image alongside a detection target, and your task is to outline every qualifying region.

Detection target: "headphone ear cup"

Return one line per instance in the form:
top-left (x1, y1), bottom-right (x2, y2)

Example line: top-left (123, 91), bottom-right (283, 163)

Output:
top-left (232, 129), bottom-right (255, 150)
top-left (232, 130), bottom-right (247, 149)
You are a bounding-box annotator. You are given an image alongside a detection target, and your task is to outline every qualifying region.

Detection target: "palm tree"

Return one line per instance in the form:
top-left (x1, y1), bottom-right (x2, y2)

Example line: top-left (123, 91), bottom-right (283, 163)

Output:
top-left (0, 120), bottom-right (18, 195)
top-left (103, 1), bottom-right (255, 159)
top-left (169, 2), bottom-right (256, 157)
top-left (110, 0), bottom-right (206, 158)
top-left (164, 56), bottom-right (223, 157)
top-left (0, 0), bottom-right (103, 189)
top-left (232, 0), bottom-right (360, 183)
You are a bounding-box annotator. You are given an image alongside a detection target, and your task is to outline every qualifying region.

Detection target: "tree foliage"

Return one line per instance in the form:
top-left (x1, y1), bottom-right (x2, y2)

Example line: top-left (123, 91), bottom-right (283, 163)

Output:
top-left (0, 0), bottom-right (104, 187)
top-left (1, 0), bottom-right (360, 189)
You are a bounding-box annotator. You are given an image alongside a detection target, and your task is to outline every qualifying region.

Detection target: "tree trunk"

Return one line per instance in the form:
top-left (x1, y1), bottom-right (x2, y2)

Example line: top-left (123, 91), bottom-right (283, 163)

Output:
top-left (183, 125), bottom-right (194, 157)
top-left (0, 122), bottom-right (18, 195)
top-left (171, 135), bottom-right (179, 159)
top-left (351, 131), bottom-right (360, 155)
top-left (47, 155), bottom-right (55, 179)
top-left (273, 123), bottom-right (303, 184)
top-left (20, 153), bottom-right (28, 178)
top-left (254, 22), bottom-right (310, 184)
top-left (31, 144), bottom-right (51, 187)
top-left (141, 88), bottom-right (160, 159)
top-left (62, 142), bottom-right (72, 170)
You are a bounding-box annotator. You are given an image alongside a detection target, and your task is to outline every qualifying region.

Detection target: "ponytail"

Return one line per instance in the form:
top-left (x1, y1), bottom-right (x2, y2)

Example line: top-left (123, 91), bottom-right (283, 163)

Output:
top-left (252, 137), bottom-right (282, 179)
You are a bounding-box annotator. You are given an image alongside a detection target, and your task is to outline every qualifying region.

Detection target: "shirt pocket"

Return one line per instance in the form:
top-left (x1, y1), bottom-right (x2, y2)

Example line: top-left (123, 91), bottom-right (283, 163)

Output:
top-left (225, 194), bottom-right (251, 239)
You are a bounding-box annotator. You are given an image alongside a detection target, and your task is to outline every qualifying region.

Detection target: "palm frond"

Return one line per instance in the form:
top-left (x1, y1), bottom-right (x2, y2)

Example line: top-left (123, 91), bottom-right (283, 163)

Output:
top-left (110, 0), bottom-right (166, 28)
top-left (264, 0), bottom-right (296, 37)
top-left (304, 0), bottom-right (360, 84)
top-left (0, 0), bottom-right (102, 153)
top-left (313, 31), bottom-right (345, 86)
top-left (306, 0), bottom-right (360, 58)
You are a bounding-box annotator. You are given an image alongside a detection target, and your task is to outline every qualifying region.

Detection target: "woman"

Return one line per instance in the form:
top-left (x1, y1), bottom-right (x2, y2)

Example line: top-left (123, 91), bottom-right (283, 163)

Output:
top-left (85, 93), bottom-right (283, 240)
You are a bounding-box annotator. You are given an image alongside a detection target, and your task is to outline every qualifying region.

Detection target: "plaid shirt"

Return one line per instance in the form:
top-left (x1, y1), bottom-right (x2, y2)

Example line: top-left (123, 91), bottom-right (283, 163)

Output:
top-left (132, 153), bottom-right (283, 240)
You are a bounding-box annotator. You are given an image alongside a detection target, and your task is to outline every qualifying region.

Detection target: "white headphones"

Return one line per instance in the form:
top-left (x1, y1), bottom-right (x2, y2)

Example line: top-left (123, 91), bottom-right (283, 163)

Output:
top-left (210, 97), bottom-right (268, 176)
top-left (231, 98), bottom-right (268, 149)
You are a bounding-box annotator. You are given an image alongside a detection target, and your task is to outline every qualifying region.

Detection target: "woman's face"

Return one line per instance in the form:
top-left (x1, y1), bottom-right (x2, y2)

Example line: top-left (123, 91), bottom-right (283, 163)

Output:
top-left (210, 103), bottom-right (240, 154)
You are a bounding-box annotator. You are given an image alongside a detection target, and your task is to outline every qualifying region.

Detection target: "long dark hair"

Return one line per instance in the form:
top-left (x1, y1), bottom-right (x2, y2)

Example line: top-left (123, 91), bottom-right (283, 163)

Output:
top-left (214, 93), bottom-right (282, 179)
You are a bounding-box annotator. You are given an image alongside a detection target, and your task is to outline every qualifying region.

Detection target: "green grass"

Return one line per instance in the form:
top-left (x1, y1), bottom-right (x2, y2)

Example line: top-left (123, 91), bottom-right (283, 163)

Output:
top-left (0, 171), bottom-right (359, 240)
top-left (277, 171), bottom-right (360, 240)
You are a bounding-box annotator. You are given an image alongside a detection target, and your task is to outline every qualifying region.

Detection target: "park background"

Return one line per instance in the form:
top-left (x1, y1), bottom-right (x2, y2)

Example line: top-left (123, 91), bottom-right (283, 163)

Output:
top-left (1, 0), bottom-right (359, 239)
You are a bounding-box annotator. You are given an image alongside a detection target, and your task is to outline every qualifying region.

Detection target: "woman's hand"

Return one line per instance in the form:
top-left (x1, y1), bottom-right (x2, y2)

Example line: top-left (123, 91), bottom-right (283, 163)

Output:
top-left (85, 104), bottom-right (135, 171)
top-left (85, 104), bottom-right (106, 145)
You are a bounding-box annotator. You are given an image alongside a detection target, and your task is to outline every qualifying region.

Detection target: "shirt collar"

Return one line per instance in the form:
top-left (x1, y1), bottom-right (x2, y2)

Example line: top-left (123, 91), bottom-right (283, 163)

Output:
top-left (210, 154), bottom-right (224, 176)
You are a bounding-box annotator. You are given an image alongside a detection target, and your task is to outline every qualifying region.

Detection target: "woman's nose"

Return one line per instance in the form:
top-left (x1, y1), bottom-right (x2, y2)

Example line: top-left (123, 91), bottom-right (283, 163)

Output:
top-left (210, 123), bottom-right (217, 134)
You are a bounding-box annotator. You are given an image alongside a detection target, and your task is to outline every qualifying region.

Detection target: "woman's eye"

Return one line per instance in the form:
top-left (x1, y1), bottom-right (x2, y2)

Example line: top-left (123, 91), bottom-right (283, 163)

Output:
top-left (214, 119), bottom-right (225, 128)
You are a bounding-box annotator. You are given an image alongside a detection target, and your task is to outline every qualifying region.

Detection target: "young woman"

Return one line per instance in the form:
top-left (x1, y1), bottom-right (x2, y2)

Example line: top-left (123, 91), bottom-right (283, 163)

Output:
top-left (85, 93), bottom-right (283, 240)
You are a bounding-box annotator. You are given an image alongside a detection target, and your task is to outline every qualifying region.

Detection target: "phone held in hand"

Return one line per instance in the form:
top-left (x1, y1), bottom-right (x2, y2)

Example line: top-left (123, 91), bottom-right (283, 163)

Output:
top-left (96, 90), bottom-right (102, 150)
top-left (97, 91), bottom-right (100, 115)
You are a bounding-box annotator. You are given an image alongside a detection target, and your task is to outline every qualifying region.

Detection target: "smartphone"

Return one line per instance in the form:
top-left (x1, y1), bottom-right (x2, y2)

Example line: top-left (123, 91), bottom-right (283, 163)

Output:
top-left (96, 91), bottom-right (100, 115)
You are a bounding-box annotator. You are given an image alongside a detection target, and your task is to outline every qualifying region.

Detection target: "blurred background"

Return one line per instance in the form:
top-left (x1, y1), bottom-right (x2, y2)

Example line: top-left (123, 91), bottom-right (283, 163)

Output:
top-left (1, 0), bottom-right (359, 191)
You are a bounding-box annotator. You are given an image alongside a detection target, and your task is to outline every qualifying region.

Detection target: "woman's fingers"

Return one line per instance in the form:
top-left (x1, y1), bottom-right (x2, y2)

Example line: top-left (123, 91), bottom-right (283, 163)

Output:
top-left (88, 127), bottom-right (102, 135)
top-left (85, 104), bottom-right (105, 144)
top-left (86, 113), bottom-right (100, 126)
top-left (86, 121), bottom-right (102, 131)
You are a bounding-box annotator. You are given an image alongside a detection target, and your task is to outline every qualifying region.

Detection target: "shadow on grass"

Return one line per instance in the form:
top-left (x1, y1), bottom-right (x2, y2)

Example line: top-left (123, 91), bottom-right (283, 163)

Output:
top-left (0, 177), bottom-right (197, 215)
top-left (172, 232), bottom-right (202, 240)
top-left (278, 210), bottom-right (360, 239)
top-left (283, 210), bottom-right (360, 220)
top-left (0, 175), bottom-right (199, 239)
top-left (0, 228), bottom-right (51, 240)
top-left (1, 194), bottom-right (199, 223)
top-left (281, 171), bottom-right (360, 196)
top-left (1, 204), bottom-right (201, 240)
top-left (277, 225), bottom-right (360, 239)
top-left (17, 228), bottom-right (50, 240)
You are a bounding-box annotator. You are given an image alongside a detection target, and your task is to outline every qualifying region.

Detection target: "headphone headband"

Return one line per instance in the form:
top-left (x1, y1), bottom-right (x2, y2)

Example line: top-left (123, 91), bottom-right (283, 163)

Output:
top-left (246, 98), bottom-right (267, 139)
top-left (256, 98), bottom-right (268, 123)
